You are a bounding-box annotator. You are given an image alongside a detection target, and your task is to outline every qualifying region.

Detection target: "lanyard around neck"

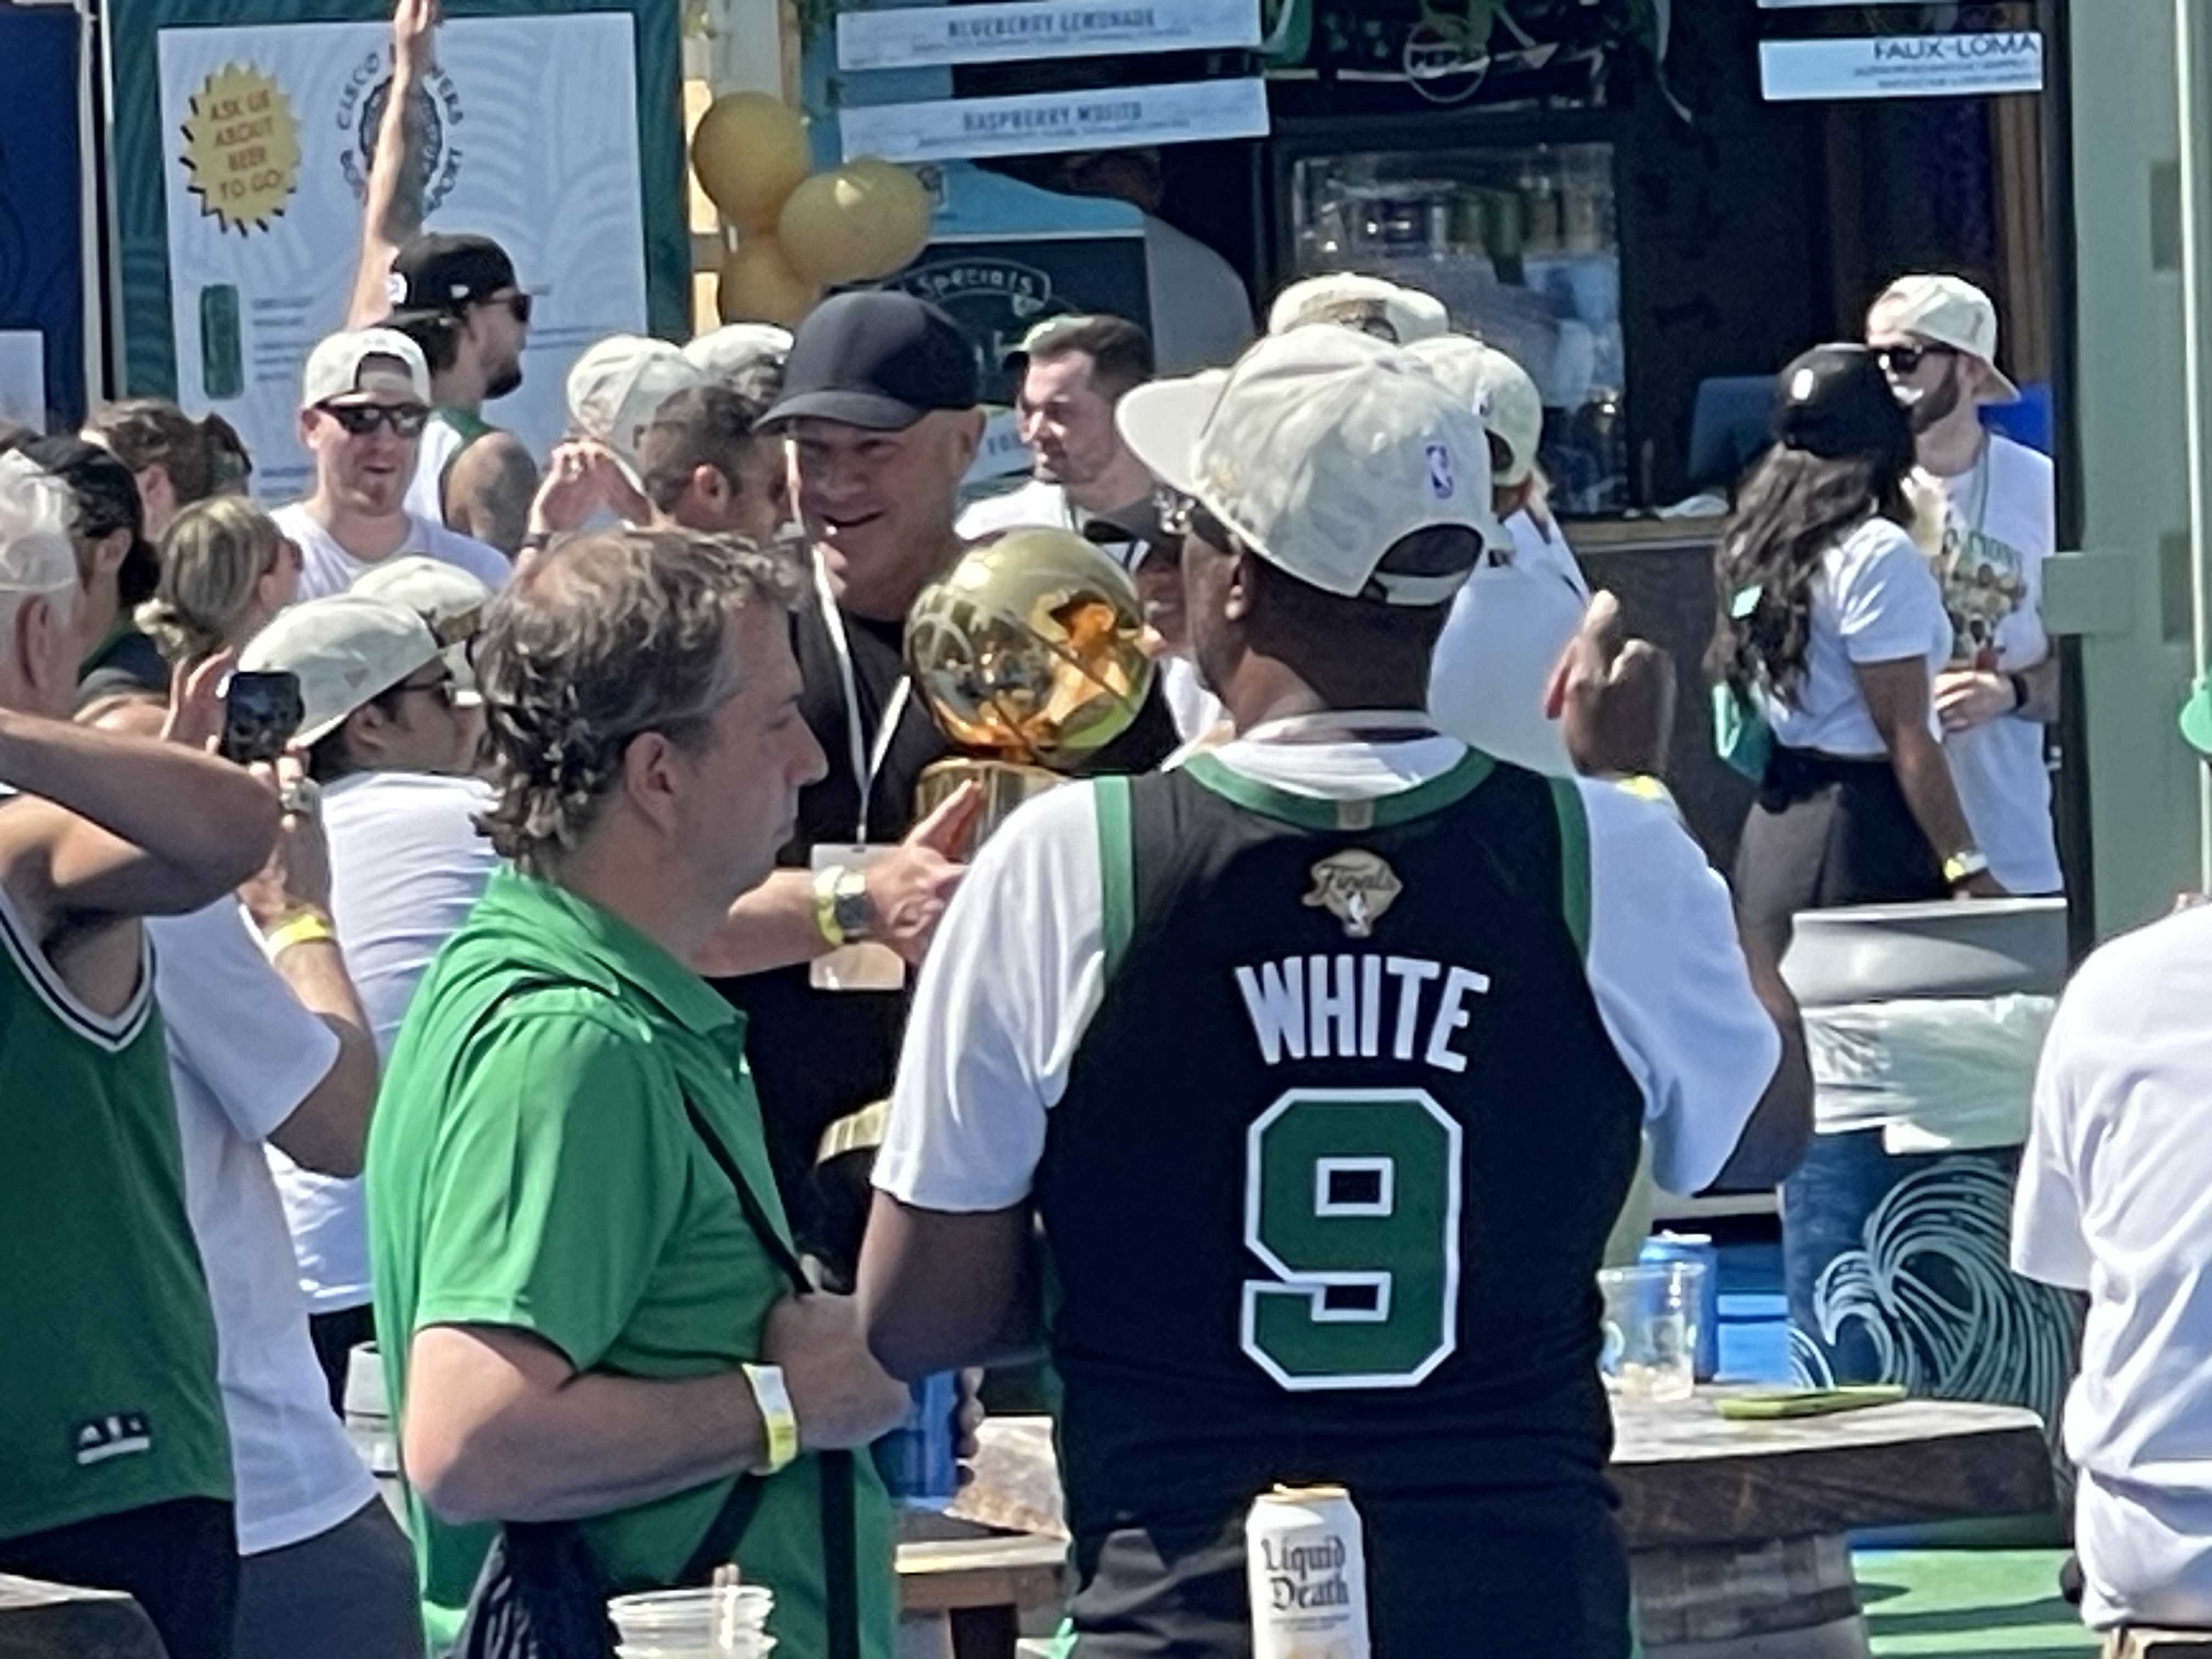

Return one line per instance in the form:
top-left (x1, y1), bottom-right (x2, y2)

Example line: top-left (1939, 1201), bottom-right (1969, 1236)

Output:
top-left (812, 550), bottom-right (913, 843)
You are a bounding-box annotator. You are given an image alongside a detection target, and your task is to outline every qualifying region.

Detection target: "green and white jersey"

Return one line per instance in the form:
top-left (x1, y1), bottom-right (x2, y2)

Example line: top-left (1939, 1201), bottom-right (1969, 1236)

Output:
top-left (0, 881), bottom-right (229, 1540)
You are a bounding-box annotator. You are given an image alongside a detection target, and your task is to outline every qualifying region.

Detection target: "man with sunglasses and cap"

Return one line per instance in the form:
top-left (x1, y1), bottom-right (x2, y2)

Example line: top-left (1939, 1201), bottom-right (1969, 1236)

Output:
top-left (343, 0), bottom-right (539, 555)
top-left (275, 329), bottom-right (511, 603)
top-left (858, 326), bottom-right (1809, 1658)
top-left (242, 590), bottom-right (499, 1408)
top-left (1867, 273), bottom-right (2063, 898)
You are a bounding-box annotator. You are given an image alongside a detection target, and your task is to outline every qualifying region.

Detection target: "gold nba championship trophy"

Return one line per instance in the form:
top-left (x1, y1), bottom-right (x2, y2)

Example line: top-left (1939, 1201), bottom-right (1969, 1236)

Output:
top-left (906, 526), bottom-right (1155, 843)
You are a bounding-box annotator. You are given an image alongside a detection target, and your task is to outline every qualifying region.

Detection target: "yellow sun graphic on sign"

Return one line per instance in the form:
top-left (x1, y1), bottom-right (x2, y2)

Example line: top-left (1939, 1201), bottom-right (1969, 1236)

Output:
top-left (179, 64), bottom-right (301, 235)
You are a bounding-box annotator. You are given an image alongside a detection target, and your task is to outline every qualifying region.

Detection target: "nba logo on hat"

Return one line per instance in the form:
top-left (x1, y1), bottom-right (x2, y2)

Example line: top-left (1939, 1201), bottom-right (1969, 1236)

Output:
top-left (1425, 443), bottom-right (1455, 500)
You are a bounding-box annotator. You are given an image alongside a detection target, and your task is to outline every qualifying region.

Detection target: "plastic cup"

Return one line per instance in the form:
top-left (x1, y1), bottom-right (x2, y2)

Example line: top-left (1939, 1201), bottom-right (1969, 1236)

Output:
top-left (607, 1585), bottom-right (774, 1657)
top-left (1599, 1261), bottom-right (1702, 1404)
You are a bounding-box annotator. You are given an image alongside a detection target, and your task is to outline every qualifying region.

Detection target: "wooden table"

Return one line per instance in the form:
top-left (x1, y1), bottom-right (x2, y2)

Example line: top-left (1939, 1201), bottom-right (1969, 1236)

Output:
top-left (950, 1391), bottom-right (2056, 1659)
top-left (897, 1511), bottom-right (1068, 1659)
top-left (0, 1575), bottom-right (165, 1659)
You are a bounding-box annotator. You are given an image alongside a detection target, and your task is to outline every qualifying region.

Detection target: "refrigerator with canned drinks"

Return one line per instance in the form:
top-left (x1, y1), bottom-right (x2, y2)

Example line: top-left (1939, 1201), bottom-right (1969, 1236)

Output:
top-left (1271, 121), bottom-right (1629, 516)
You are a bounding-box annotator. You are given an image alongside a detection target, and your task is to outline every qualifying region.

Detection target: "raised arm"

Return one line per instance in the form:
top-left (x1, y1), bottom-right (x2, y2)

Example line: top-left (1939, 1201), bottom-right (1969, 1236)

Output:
top-left (0, 707), bottom-right (278, 930)
top-left (346, 0), bottom-right (439, 329)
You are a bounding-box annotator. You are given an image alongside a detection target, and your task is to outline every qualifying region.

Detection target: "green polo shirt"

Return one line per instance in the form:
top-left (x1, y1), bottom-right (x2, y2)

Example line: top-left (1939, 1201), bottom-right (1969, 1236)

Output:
top-left (366, 867), bottom-right (894, 1656)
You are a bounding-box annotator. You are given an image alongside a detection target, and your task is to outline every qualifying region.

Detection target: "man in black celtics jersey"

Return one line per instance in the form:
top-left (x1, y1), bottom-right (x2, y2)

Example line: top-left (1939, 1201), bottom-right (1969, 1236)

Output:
top-left (857, 329), bottom-right (1812, 1657)
top-left (0, 454), bottom-right (281, 1659)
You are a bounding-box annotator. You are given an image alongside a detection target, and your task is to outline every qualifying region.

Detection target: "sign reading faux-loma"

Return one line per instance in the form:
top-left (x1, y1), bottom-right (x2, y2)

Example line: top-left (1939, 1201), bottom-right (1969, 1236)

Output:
top-left (1760, 31), bottom-right (2043, 103)
top-left (839, 77), bottom-right (1268, 165)
top-left (837, 0), bottom-right (1260, 72)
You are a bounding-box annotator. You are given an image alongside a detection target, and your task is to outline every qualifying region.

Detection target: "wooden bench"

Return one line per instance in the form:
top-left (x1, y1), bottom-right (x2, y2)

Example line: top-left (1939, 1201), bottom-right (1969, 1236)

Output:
top-left (949, 1390), bottom-right (2057, 1659)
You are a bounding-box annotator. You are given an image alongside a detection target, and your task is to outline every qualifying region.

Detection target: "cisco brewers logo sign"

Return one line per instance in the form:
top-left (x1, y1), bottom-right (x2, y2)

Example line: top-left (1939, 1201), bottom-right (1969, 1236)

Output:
top-left (336, 51), bottom-right (464, 210)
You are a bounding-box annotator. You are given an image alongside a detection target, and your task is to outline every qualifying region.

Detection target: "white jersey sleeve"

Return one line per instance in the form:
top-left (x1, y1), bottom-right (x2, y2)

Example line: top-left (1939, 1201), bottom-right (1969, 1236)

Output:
top-left (875, 785), bottom-right (1106, 1213)
top-left (1578, 779), bottom-right (1782, 1194)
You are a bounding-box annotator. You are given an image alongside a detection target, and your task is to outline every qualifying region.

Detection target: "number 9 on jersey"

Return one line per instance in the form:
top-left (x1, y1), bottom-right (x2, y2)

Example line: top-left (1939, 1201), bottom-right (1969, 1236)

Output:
top-left (1242, 1089), bottom-right (1463, 1391)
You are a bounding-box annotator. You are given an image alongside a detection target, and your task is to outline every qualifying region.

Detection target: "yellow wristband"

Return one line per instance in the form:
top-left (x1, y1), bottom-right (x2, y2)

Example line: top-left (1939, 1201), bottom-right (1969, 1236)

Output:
top-left (263, 909), bottom-right (336, 957)
top-left (742, 1362), bottom-right (799, 1476)
top-left (811, 865), bottom-right (847, 947)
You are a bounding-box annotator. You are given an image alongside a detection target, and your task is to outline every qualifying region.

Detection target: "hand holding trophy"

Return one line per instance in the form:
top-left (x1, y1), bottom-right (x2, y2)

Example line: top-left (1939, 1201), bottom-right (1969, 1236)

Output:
top-left (906, 527), bottom-right (1156, 845)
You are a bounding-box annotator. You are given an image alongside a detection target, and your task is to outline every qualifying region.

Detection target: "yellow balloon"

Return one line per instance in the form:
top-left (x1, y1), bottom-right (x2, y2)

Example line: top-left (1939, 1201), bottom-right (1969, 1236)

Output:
top-left (777, 160), bottom-right (933, 287)
top-left (718, 238), bottom-right (823, 329)
top-left (691, 93), bottom-right (810, 232)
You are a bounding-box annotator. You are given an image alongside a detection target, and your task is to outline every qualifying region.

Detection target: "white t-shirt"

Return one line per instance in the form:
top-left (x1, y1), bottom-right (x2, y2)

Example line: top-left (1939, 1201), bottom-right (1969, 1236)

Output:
top-left (270, 771), bottom-right (499, 1312)
top-left (1760, 518), bottom-right (1954, 759)
top-left (273, 503), bottom-right (511, 603)
top-left (2013, 903), bottom-right (2212, 1629)
top-left (403, 417), bottom-right (467, 527)
top-left (1160, 655), bottom-right (1224, 746)
top-left (1143, 214), bottom-right (1255, 376)
top-left (1428, 510), bottom-right (1592, 776)
top-left (957, 478), bottom-right (1077, 543)
top-left (875, 731), bottom-right (1782, 1212)
top-left (1932, 436), bottom-right (2062, 894)
top-left (149, 901), bottom-right (375, 1556)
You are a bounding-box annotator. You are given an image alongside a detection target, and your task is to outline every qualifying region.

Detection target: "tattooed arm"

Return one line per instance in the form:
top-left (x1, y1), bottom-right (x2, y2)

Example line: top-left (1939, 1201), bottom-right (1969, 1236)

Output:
top-left (346, 0), bottom-right (439, 328)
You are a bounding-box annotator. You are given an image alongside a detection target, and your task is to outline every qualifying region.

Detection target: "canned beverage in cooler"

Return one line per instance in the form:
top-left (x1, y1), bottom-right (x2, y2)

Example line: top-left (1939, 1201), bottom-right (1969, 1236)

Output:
top-left (872, 1370), bottom-right (959, 1509)
top-left (1245, 1485), bottom-right (1371, 1659)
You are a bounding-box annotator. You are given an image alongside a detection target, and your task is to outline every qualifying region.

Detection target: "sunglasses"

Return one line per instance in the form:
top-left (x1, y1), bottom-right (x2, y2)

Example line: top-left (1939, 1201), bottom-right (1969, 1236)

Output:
top-left (319, 402), bottom-right (430, 438)
top-left (1877, 342), bottom-right (1959, 376)
top-left (383, 671), bottom-right (458, 711)
top-left (487, 291), bottom-right (533, 326)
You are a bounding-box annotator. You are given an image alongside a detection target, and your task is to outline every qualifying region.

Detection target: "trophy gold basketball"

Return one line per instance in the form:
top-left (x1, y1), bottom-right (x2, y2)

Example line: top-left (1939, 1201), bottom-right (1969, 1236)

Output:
top-left (905, 526), bottom-right (1156, 843)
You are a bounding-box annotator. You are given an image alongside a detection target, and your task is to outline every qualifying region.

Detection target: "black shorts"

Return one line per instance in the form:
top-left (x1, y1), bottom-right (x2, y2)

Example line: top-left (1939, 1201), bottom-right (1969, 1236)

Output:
top-left (0, 1496), bottom-right (239, 1659)
top-left (1065, 1490), bottom-right (1632, 1659)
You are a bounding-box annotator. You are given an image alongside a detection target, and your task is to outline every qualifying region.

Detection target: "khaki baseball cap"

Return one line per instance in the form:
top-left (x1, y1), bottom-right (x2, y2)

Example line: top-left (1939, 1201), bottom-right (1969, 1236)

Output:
top-left (1267, 274), bottom-right (1449, 347)
top-left (239, 593), bottom-right (442, 747)
top-left (1411, 336), bottom-right (1544, 489)
top-left (301, 328), bottom-right (431, 409)
top-left (1866, 274), bottom-right (2021, 403)
top-left (566, 336), bottom-right (707, 478)
top-left (1118, 328), bottom-right (1497, 607)
top-left (350, 556), bottom-right (492, 702)
top-left (0, 453), bottom-right (78, 598)
top-left (682, 323), bottom-right (792, 387)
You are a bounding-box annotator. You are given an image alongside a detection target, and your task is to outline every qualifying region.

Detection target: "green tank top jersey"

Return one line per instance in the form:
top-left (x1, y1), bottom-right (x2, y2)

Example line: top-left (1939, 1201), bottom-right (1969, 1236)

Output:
top-left (0, 888), bottom-right (230, 1541)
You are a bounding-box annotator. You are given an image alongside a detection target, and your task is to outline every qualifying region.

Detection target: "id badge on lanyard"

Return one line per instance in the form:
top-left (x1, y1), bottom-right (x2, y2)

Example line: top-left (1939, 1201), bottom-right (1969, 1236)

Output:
top-left (810, 553), bottom-right (912, 993)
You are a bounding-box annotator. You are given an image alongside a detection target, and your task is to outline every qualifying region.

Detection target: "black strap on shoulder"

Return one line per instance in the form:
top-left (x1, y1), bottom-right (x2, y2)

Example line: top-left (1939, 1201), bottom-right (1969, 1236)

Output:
top-left (681, 1098), bottom-right (862, 1659)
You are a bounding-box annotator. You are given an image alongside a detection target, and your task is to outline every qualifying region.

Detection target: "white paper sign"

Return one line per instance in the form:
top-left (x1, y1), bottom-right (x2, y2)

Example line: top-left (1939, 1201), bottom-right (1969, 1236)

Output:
top-left (838, 0), bottom-right (1260, 72)
top-left (0, 332), bottom-right (44, 428)
top-left (157, 15), bottom-right (648, 503)
top-left (840, 76), bottom-right (1267, 163)
top-left (1760, 32), bottom-right (2044, 102)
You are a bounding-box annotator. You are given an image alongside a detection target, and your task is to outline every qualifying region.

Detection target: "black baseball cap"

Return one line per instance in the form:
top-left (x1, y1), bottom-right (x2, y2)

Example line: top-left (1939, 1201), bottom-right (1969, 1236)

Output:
top-left (385, 233), bottom-right (520, 324)
top-left (761, 291), bottom-right (979, 431)
top-left (1773, 343), bottom-right (1914, 469)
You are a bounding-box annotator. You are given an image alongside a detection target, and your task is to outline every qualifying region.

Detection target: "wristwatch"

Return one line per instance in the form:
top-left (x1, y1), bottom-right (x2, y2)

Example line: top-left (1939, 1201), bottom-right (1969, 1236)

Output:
top-left (1943, 849), bottom-right (1992, 888)
top-left (740, 1362), bottom-right (800, 1476)
top-left (811, 864), bottom-right (877, 947)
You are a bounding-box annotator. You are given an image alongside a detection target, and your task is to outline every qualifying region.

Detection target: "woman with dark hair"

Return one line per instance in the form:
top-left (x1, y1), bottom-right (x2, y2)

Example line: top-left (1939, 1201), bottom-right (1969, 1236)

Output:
top-left (1711, 343), bottom-right (2004, 968)
top-left (82, 398), bottom-right (251, 541)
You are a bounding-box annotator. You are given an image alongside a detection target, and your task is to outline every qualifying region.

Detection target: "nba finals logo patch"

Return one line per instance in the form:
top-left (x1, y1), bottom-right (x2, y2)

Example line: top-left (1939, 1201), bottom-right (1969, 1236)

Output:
top-left (1303, 850), bottom-right (1402, 939)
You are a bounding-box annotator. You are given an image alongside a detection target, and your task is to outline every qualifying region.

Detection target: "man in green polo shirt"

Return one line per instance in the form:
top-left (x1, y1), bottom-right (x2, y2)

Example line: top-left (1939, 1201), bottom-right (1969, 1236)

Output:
top-left (367, 524), bottom-right (906, 1657)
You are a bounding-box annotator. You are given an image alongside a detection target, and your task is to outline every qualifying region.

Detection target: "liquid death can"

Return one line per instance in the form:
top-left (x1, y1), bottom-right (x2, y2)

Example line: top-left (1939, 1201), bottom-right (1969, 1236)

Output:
top-left (1245, 1485), bottom-right (1371, 1659)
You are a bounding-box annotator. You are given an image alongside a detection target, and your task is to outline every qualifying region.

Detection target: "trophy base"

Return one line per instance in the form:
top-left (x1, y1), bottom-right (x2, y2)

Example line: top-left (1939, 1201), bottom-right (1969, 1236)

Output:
top-left (915, 758), bottom-right (1064, 847)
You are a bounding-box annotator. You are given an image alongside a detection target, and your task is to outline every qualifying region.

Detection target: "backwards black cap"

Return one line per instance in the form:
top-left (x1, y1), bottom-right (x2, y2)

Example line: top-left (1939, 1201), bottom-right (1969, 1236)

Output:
top-left (24, 435), bottom-right (156, 602)
top-left (385, 233), bottom-right (518, 323)
top-left (761, 291), bottom-right (979, 432)
top-left (1773, 343), bottom-right (1914, 470)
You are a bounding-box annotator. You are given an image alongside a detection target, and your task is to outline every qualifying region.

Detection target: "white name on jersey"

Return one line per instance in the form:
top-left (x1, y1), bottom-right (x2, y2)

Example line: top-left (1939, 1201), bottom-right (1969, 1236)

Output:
top-left (1233, 954), bottom-right (1491, 1075)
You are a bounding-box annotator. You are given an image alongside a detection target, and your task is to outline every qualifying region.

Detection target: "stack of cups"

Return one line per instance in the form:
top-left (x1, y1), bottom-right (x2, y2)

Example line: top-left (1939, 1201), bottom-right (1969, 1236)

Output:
top-left (606, 1585), bottom-right (776, 1657)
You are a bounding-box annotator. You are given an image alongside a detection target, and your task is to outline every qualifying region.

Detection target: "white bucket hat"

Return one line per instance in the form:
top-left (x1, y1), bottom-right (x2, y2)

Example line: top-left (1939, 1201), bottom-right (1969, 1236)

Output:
top-left (1118, 328), bottom-right (1498, 607)
top-left (239, 593), bottom-right (443, 747)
